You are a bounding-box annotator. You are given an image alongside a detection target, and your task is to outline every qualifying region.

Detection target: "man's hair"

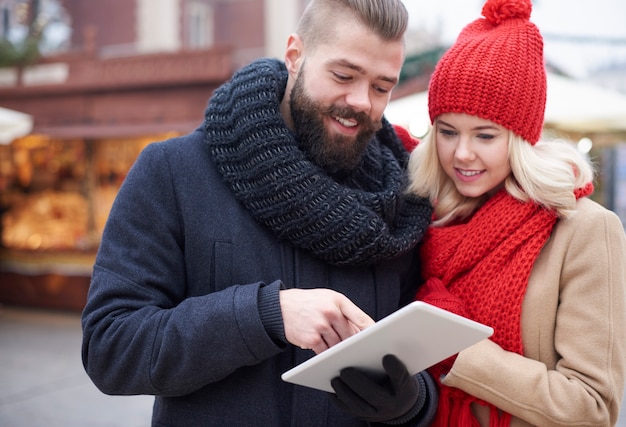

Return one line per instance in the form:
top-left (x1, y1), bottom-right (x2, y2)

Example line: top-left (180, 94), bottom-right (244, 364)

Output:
top-left (296, 0), bottom-right (408, 48)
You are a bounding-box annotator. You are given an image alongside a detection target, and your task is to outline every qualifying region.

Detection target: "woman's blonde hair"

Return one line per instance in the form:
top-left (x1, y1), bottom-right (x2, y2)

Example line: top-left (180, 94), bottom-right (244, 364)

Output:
top-left (407, 122), bottom-right (595, 226)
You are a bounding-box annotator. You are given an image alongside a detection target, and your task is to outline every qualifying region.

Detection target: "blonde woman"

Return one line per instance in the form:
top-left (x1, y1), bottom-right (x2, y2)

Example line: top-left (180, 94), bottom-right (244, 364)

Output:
top-left (405, 0), bottom-right (626, 425)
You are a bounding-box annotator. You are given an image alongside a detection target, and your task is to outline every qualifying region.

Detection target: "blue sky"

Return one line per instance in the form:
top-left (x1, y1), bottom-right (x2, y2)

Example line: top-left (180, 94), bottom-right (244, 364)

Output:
top-left (402, 0), bottom-right (626, 78)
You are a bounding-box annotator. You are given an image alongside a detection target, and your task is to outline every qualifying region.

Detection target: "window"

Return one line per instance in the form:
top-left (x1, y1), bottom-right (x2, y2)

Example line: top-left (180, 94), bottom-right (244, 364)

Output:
top-left (187, 2), bottom-right (213, 49)
top-left (2, 7), bottom-right (9, 39)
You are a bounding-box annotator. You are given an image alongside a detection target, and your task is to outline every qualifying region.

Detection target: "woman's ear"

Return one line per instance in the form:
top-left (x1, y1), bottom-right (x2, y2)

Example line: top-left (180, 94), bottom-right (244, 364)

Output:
top-left (284, 34), bottom-right (304, 76)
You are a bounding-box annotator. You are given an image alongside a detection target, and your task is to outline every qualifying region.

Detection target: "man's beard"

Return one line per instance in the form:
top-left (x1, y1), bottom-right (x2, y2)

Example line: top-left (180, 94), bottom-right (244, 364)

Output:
top-left (289, 71), bottom-right (383, 173)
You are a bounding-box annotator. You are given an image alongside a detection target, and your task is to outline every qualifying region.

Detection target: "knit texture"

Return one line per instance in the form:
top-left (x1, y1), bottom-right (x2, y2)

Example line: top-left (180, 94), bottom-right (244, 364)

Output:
top-left (428, 0), bottom-right (546, 144)
top-left (204, 58), bottom-right (433, 265)
top-left (416, 185), bottom-right (593, 426)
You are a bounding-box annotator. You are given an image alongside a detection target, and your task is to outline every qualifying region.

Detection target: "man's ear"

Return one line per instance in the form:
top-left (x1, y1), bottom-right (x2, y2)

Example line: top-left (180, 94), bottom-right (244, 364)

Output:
top-left (284, 33), bottom-right (304, 76)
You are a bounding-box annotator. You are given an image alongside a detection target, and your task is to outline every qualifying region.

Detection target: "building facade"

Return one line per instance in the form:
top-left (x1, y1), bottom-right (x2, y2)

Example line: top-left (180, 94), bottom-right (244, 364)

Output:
top-left (0, 0), bottom-right (307, 310)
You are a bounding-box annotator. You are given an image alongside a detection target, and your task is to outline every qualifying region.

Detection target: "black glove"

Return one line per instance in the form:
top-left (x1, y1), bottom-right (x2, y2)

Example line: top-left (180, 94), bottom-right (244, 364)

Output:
top-left (329, 354), bottom-right (425, 424)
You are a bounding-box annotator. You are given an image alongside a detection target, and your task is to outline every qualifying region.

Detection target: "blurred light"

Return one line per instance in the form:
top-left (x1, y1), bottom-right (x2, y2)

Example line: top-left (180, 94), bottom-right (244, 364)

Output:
top-left (408, 118), bottom-right (431, 139)
top-left (577, 137), bottom-right (593, 154)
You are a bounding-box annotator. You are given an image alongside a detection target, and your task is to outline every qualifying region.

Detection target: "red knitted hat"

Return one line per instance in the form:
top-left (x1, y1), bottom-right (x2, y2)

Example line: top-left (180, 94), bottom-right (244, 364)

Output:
top-left (428, 0), bottom-right (546, 144)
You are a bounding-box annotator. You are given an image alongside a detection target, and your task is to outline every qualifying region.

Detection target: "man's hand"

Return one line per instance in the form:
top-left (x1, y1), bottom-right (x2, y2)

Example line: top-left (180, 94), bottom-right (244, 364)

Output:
top-left (280, 288), bottom-right (374, 354)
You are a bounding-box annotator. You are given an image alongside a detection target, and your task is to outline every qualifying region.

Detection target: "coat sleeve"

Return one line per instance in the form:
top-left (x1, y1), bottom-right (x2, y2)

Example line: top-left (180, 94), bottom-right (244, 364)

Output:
top-left (442, 202), bottom-right (626, 426)
top-left (81, 141), bottom-right (284, 397)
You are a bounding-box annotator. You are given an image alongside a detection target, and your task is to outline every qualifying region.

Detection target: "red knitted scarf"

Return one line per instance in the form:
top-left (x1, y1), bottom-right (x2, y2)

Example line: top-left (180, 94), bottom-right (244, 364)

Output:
top-left (416, 184), bottom-right (593, 426)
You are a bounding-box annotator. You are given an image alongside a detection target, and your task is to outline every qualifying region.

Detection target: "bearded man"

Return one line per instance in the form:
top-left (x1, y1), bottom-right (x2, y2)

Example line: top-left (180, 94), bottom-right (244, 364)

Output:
top-left (81, 1), bottom-right (435, 425)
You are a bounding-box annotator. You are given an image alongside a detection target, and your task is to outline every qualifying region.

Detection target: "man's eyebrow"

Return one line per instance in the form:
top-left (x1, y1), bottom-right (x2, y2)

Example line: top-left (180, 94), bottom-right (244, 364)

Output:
top-left (328, 59), bottom-right (398, 85)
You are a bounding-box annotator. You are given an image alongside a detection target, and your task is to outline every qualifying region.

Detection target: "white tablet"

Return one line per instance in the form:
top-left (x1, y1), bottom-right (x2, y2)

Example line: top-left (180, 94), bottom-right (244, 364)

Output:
top-left (281, 301), bottom-right (493, 392)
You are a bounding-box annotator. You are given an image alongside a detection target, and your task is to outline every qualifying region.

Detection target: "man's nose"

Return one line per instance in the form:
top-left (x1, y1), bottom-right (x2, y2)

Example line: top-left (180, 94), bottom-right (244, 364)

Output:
top-left (345, 83), bottom-right (372, 113)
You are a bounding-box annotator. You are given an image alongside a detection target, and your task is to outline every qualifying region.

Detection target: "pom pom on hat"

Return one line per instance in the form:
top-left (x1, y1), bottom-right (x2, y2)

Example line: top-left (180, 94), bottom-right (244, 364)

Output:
top-left (428, 0), bottom-right (546, 144)
top-left (482, 0), bottom-right (531, 25)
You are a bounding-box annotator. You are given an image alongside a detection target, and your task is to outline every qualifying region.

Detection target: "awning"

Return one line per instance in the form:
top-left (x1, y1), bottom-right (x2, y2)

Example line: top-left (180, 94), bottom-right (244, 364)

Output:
top-left (32, 120), bottom-right (202, 139)
top-left (0, 106), bottom-right (33, 144)
top-left (385, 72), bottom-right (626, 143)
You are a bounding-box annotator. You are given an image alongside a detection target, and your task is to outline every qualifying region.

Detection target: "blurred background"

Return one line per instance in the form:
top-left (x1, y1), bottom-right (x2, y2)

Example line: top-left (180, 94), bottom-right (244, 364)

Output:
top-left (0, 0), bottom-right (625, 310)
top-left (0, 1), bottom-right (625, 424)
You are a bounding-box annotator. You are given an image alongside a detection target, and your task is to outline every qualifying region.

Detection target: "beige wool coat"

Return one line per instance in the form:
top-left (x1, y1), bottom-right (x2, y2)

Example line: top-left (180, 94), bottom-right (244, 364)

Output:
top-left (442, 197), bottom-right (626, 426)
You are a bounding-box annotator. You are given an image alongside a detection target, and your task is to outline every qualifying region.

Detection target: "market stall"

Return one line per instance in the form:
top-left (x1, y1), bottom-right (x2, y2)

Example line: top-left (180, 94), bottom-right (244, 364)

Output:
top-left (0, 131), bottom-right (177, 310)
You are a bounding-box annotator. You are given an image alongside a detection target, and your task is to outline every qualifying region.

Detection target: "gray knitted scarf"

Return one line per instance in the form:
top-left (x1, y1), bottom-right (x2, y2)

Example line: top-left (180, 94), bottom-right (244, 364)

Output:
top-left (204, 58), bottom-right (432, 265)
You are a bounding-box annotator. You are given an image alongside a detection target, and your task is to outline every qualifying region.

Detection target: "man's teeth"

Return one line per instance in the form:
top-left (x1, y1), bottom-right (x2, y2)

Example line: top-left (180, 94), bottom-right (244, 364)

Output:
top-left (459, 170), bottom-right (481, 177)
top-left (334, 116), bottom-right (357, 128)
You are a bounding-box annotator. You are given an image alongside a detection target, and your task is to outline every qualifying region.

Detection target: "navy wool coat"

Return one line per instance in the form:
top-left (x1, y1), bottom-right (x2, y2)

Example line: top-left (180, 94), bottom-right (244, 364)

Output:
top-left (81, 127), bottom-right (422, 426)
